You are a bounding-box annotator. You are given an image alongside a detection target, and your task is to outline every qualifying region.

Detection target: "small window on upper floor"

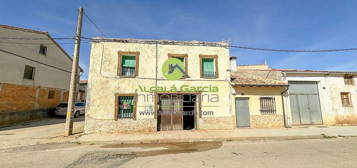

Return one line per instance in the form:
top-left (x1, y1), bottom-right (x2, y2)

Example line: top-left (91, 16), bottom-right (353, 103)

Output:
top-left (168, 54), bottom-right (188, 79)
top-left (48, 90), bottom-right (55, 99)
top-left (344, 75), bottom-right (354, 85)
top-left (118, 52), bottom-right (139, 77)
top-left (23, 65), bottom-right (35, 80)
top-left (200, 55), bottom-right (218, 79)
top-left (39, 45), bottom-right (47, 55)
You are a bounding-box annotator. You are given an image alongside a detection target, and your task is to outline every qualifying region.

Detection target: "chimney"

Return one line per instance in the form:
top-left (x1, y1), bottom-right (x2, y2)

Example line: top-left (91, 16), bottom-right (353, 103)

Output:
top-left (230, 56), bottom-right (237, 72)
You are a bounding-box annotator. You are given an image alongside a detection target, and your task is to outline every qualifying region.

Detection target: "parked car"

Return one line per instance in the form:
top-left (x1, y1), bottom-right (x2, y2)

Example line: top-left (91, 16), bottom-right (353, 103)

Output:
top-left (54, 102), bottom-right (86, 118)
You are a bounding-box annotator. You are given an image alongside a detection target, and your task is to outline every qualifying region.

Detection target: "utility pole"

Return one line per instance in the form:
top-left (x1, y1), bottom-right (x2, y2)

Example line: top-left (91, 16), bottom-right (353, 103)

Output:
top-left (65, 7), bottom-right (83, 136)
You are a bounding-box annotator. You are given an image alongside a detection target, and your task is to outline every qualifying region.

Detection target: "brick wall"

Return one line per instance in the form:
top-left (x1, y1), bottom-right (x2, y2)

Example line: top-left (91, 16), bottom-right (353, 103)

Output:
top-left (0, 83), bottom-right (68, 126)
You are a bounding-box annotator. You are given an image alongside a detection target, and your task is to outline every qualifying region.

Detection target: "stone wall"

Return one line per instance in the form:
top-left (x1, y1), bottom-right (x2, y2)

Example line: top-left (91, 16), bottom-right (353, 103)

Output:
top-left (197, 117), bottom-right (235, 130)
top-left (84, 116), bottom-right (157, 134)
top-left (0, 83), bottom-right (68, 126)
top-left (250, 114), bottom-right (284, 128)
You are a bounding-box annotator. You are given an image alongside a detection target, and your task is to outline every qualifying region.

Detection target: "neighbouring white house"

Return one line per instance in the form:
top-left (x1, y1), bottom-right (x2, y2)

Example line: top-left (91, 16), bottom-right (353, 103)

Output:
top-left (0, 24), bottom-right (82, 126)
top-left (281, 70), bottom-right (357, 126)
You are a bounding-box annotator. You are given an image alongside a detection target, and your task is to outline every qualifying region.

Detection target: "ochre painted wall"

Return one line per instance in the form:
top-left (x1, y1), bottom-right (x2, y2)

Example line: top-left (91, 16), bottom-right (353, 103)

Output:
top-left (233, 86), bottom-right (285, 128)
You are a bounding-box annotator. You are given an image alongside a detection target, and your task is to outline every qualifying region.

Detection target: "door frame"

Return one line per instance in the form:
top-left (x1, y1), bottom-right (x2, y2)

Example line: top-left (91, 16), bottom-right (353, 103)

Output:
top-left (235, 97), bottom-right (250, 128)
top-left (288, 81), bottom-right (324, 126)
top-left (155, 92), bottom-right (201, 131)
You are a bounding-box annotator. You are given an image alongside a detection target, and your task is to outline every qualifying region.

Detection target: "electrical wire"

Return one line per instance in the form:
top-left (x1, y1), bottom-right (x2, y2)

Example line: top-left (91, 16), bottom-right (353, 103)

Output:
top-left (2, 35), bottom-right (357, 53)
top-left (0, 37), bottom-right (74, 40)
top-left (230, 45), bottom-right (357, 52)
top-left (83, 11), bottom-right (108, 37)
top-left (0, 41), bottom-right (91, 45)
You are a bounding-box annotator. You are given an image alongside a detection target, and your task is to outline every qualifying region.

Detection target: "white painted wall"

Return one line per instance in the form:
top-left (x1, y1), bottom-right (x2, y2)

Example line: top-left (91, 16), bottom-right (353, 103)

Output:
top-left (282, 73), bottom-right (357, 126)
top-left (0, 27), bottom-right (75, 90)
top-left (87, 41), bottom-right (232, 120)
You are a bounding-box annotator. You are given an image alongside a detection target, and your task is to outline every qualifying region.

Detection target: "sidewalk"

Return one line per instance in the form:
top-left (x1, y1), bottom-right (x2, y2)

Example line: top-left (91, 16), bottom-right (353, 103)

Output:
top-left (76, 126), bottom-right (357, 144)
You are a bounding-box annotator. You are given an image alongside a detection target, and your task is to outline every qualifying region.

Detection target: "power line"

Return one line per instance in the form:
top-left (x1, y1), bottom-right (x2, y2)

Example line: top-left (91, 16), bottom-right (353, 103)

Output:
top-left (0, 37), bottom-right (74, 40)
top-left (0, 48), bottom-right (71, 73)
top-left (2, 35), bottom-right (357, 53)
top-left (83, 11), bottom-right (108, 37)
top-left (0, 41), bottom-right (91, 45)
top-left (230, 45), bottom-right (357, 52)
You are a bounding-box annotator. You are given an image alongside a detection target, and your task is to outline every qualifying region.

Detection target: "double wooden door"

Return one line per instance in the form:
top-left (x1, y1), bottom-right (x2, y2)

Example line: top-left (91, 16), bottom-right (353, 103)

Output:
top-left (158, 94), bottom-right (183, 131)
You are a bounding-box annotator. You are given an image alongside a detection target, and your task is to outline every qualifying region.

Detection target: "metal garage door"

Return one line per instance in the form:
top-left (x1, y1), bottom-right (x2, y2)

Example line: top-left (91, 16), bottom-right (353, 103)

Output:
top-left (289, 81), bottom-right (323, 125)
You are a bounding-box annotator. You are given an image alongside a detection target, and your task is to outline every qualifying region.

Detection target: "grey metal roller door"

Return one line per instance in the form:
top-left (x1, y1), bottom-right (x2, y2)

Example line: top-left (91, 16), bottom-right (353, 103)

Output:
top-left (289, 81), bottom-right (323, 125)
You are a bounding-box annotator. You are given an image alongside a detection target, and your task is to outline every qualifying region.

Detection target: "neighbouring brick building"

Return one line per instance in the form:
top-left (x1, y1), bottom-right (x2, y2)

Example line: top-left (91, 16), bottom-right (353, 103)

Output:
top-left (0, 25), bottom-right (82, 126)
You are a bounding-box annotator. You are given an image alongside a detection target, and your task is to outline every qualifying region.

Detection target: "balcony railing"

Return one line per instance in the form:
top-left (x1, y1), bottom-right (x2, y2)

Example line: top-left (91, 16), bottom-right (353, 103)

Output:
top-left (121, 67), bottom-right (136, 77)
top-left (202, 71), bottom-right (217, 78)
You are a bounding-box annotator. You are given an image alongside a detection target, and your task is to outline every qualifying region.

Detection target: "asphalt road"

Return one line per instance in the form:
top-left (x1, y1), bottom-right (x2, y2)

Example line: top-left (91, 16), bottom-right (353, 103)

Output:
top-left (1, 118), bottom-right (357, 168)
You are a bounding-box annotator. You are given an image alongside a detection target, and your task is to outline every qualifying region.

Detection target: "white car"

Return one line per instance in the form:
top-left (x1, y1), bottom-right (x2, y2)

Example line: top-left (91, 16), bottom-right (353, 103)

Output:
top-left (54, 102), bottom-right (86, 118)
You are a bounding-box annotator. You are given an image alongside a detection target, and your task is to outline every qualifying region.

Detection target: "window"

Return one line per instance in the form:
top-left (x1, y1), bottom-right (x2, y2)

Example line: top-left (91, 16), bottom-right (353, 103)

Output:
top-left (23, 65), bottom-right (35, 80)
top-left (168, 54), bottom-right (188, 78)
top-left (115, 94), bottom-right (137, 119)
top-left (260, 97), bottom-right (276, 115)
top-left (200, 55), bottom-right (218, 78)
top-left (48, 90), bottom-right (55, 99)
top-left (118, 52), bottom-right (139, 77)
top-left (344, 76), bottom-right (354, 85)
top-left (341, 92), bottom-right (352, 107)
top-left (39, 45), bottom-right (47, 55)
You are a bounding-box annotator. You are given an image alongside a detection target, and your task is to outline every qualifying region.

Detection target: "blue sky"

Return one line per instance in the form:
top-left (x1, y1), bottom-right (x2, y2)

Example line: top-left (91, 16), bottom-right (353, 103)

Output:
top-left (1, 0), bottom-right (357, 79)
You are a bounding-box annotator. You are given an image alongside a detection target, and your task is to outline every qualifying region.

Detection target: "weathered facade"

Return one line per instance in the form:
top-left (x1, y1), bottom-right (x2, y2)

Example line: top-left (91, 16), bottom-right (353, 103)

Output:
top-left (85, 38), bottom-right (235, 133)
top-left (281, 70), bottom-right (357, 126)
top-left (0, 25), bottom-right (81, 126)
top-left (231, 65), bottom-right (287, 128)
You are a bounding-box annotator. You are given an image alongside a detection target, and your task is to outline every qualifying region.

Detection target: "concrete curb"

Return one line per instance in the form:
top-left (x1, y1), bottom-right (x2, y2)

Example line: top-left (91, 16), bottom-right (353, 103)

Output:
top-left (75, 135), bottom-right (326, 145)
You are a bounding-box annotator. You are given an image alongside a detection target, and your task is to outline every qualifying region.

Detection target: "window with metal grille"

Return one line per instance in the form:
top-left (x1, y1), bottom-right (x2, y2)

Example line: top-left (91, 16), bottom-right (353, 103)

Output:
top-left (118, 96), bottom-right (134, 119)
top-left (39, 45), bottom-right (47, 55)
top-left (344, 76), bottom-right (354, 85)
top-left (340, 92), bottom-right (352, 107)
top-left (48, 90), bottom-right (55, 99)
top-left (121, 56), bottom-right (136, 77)
top-left (202, 58), bottom-right (216, 78)
top-left (260, 97), bottom-right (276, 115)
top-left (23, 65), bottom-right (35, 80)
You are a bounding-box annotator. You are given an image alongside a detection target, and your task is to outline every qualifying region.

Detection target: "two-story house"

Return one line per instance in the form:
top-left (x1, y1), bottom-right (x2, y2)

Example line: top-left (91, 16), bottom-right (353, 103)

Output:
top-left (84, 38), bottom-right (235, 133)
top-left (0, 24), bottom-right (82, 126)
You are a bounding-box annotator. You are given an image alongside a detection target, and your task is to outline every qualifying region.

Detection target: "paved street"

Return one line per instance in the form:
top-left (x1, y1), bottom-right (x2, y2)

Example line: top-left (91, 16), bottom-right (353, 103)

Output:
top-left (1, 118), bottom-right (357, 168)
top-left (0, 117), bottom-right (84, 149)
top-left (1, 136), bottom-right (357, 168)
